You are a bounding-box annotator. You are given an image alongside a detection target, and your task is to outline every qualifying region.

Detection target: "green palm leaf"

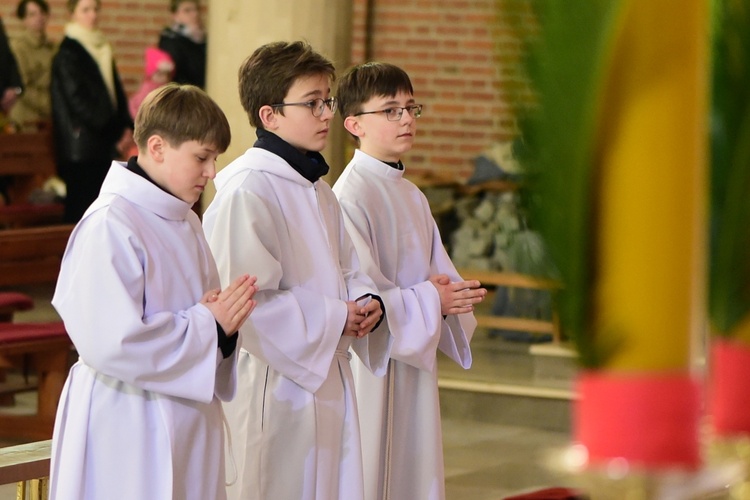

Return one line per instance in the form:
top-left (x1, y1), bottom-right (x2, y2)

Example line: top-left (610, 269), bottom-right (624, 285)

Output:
top-left (500, 0), bottom-right (626, 367)
top-left (709, 0), bottom-right (750, 336)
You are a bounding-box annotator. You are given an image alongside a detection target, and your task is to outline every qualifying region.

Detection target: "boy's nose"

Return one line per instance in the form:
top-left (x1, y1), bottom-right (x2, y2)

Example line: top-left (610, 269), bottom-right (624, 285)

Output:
top-left (321, 106), bottom-right (335, 120)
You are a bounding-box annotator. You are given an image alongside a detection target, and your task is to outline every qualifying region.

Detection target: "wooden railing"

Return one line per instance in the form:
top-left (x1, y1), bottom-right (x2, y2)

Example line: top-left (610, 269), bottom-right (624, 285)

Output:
top-left (457, 268), bottom-right (562, 343)
top-left (0, 440), bottom-right (51, 499)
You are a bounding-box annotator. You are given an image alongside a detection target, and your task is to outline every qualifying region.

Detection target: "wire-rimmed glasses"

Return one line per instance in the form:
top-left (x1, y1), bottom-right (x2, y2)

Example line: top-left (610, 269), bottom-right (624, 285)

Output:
top-left (271, 97), bottom-right (338, 117)
top-left (353, 104), bottom-right (423, 121)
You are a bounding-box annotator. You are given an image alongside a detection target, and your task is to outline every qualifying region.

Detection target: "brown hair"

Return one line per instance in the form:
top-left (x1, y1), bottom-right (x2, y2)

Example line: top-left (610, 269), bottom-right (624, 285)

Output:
top-left (66, 0), bottom-right (98, 14)
top-left (238, 40), bottom-right (335, 130)
top-left (17, 0), bottom-right (49, 19)
top-left (133, 83), bottom-right (230, 152)
top-left (336, 62), bottom-right (414, 120)
top-left (169, 0), bottom-right (198, 13)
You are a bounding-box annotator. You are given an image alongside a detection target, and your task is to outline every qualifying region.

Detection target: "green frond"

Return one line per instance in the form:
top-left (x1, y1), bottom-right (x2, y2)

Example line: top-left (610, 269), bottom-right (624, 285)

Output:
top-left (709, 0), bottom-right (750, 335)
top-left (499, 0), bottom-right (627, 367)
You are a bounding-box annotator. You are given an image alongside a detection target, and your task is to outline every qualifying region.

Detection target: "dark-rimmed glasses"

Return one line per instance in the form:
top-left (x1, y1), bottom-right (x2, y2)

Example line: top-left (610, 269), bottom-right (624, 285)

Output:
top-left (354, 104), bottom-right (423, 121)
top-left (271, 97), bottom-right (338, 117)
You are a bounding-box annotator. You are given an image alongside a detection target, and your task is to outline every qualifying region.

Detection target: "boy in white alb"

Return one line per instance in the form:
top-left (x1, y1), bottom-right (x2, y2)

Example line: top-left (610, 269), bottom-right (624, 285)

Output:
top-left (50, 83), bottom-right (257, 500)
top-left (202, 41), bottom-right (390, 500)
top-left (332, 62), bottom-right (487, 500)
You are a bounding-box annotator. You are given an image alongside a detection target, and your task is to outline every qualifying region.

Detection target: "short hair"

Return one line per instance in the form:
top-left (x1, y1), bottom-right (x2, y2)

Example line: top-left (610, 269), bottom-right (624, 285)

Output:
top-left (17, 0), bottom-right (49, 19)
top-left (133, 83), bottom-right (231, 153)
top-left (238, 40), bottom-right (335, 130)
top-left (336, 62), bottom-right (414, 119)
top-left (66, 0), bottom-right (98, 13)
top-left (170, 0), bottom-right (197, 13)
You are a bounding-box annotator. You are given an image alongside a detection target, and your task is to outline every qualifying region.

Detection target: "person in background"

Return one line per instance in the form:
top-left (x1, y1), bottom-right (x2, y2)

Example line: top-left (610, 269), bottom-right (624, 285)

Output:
top-left (129, 46), bottom-right (174, 120)
top-left (9, 0), bottom-right (56, 131)
top-left (333, 61), bottom-right (486, 500)
top-left (124, 46), bottom-right (173, 160)
top-left (51, 0), bottom-right (134, 223)
top-left (158, 0), bottom-right (206, 88)
top-left (0, 16), bottom-right (23, 122)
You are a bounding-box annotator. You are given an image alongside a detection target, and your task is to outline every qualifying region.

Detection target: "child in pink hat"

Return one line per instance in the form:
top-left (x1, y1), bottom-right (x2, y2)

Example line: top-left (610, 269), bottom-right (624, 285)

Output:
top-left (128, 47), bottom-right (175, 120)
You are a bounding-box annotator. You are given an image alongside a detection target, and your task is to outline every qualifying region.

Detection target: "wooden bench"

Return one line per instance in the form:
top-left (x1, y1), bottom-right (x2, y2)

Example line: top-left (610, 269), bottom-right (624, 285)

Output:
top-left (0, 323), bottom-right (71, 441)
top-left (0, 126), bottom-right (62, 228)
top-left (458, 268), bottom-right (562, 343)
top-left (0, 224), bottom-right (74, 440)
top-left (0, 292), bottom-right (34, 322)
top-left (0, 224), bottom-right (73, 288)
top-left (0, 202), bottom-right (64, 229)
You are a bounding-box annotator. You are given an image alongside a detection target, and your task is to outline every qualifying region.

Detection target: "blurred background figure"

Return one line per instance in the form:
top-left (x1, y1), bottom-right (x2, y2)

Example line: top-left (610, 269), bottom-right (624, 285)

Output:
top-left (157, 0), bottom-right (205, 88)
top-left (124, 46), bottom-right (173, 159)
top-left (51, 0), bottom-right (133, 223)
top-left (9, 0), bottom-right (56, 132)
top-left (128, 46), bottom-right (174, 119)
top-left (0, 16), bottom-right (23, 129)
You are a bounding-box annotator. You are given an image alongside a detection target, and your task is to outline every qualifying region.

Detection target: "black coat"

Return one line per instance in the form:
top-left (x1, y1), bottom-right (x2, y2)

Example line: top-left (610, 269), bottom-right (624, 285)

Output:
top-left (0, 17), bottom-right (23, 94)
top-left (158, 27), bottom-right (206, 89)
top-left (50, 37), bottom-right (132, 167)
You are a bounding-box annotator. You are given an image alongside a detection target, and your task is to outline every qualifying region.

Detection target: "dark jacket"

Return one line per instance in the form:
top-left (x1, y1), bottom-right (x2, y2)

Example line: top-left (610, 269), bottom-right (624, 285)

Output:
top-left (50, 37), bottom-right (132, 167)
top-left (158, 26), bottom-right (206, 89)
top-left (0, 17), bottom-right (23, 94)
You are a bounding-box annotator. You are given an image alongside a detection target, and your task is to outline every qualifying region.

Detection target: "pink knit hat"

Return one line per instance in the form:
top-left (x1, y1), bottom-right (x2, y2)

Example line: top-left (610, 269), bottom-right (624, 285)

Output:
top-left (144, 47), bottom-right (175, 79)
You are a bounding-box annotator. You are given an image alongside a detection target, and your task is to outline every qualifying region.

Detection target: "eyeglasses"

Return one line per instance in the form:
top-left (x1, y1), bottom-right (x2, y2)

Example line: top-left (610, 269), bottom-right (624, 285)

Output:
top-left (354, 104), bottom-right (423, 121)
top-left (271, 97), bottom-right (338, 117)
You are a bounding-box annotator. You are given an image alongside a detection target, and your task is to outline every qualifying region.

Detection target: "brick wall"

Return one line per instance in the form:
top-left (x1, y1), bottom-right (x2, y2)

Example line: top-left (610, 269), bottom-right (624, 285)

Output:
top-left (2, 0), bottom-right (531, 183)
top-left (1, 0), bottom-right (175, 95)
top-left (351, 0), bottom-right (532, 182)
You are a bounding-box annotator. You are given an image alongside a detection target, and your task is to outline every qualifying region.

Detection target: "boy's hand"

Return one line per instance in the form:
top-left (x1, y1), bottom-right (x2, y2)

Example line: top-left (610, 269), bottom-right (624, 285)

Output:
top-left (342, 298), bottom-right (382, 338)
top-left (429, 274), bottom-right (487, 316)
top-left (202, 274), bottom-right (258, 334)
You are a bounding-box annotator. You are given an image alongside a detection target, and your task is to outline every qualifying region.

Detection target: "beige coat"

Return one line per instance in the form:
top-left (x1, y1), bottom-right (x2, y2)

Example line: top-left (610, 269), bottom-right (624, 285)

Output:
top-left (9, 30), bottom-right (56, 129)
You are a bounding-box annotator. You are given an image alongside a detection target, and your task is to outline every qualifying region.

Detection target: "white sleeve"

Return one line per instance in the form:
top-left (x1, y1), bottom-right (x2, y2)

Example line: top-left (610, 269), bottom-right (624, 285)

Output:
top-left (53, 213), bottom-right (221, 404)
top-left (204, 187), bottom-right (347, 394)
top-left (339, 198), bottom-right (450, 373)
top-left (334, 201), bottom-right (392, 376)
top-left (428, 218), bottom-right (475, 369)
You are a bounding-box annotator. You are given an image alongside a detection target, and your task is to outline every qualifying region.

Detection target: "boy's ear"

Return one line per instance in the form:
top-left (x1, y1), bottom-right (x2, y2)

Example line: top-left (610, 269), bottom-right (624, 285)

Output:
top-left (343, 116), bottom-right (364, 139)
top-left (147, 135), bottom-right (166, 162)
top-left (258, 105), bottom-right (278, 130)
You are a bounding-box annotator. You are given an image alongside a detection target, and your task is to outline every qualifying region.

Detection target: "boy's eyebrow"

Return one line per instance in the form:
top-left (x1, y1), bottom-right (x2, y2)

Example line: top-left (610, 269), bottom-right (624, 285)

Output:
top-left (296, 88), bottom-right (328, 100)
top-left (380, 97), bottom-right (416, 106)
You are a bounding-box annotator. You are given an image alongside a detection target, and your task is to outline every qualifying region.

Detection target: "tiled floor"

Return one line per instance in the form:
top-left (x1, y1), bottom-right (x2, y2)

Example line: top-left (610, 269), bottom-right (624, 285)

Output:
top-left (1, 285), bottom-right (575, 499)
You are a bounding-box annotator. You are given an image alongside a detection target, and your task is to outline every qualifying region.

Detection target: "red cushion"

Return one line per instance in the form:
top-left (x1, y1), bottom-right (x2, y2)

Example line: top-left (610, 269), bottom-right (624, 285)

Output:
top-left (0, 292), bottom-right (34, 311)
top-left (504, 487), bottom-right (588, 500)
top-left (0, 322), bottom-right (67, 343)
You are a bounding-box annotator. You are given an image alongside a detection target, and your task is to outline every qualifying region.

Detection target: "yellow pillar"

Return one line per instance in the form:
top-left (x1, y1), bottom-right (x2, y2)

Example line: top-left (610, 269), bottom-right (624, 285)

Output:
top-left (594, 0), bottom-right (707, 373)
top-left (203, 0), bottom-right (353, 207)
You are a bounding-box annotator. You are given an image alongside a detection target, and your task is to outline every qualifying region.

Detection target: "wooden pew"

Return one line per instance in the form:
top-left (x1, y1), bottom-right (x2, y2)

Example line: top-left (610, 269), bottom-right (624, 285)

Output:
top-left (0, 224), bottom-right (73, 288)
top-left (0, 323), bottom-right (71, 441)
top-left (457, 268), bottom-right (562, 343)
top-left (0, 224), bottom-right (74, 440)
top-left (0, 292), bottom-right (34, 322)
top-left (0, 125), bottom-right (63, 228)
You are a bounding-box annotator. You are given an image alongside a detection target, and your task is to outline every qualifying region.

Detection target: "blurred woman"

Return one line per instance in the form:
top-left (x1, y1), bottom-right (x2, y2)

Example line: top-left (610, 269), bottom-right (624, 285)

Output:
top-left (9, 0), bottom-right (56, 131)
top-left (51, 0), bottom-right (132, 222)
